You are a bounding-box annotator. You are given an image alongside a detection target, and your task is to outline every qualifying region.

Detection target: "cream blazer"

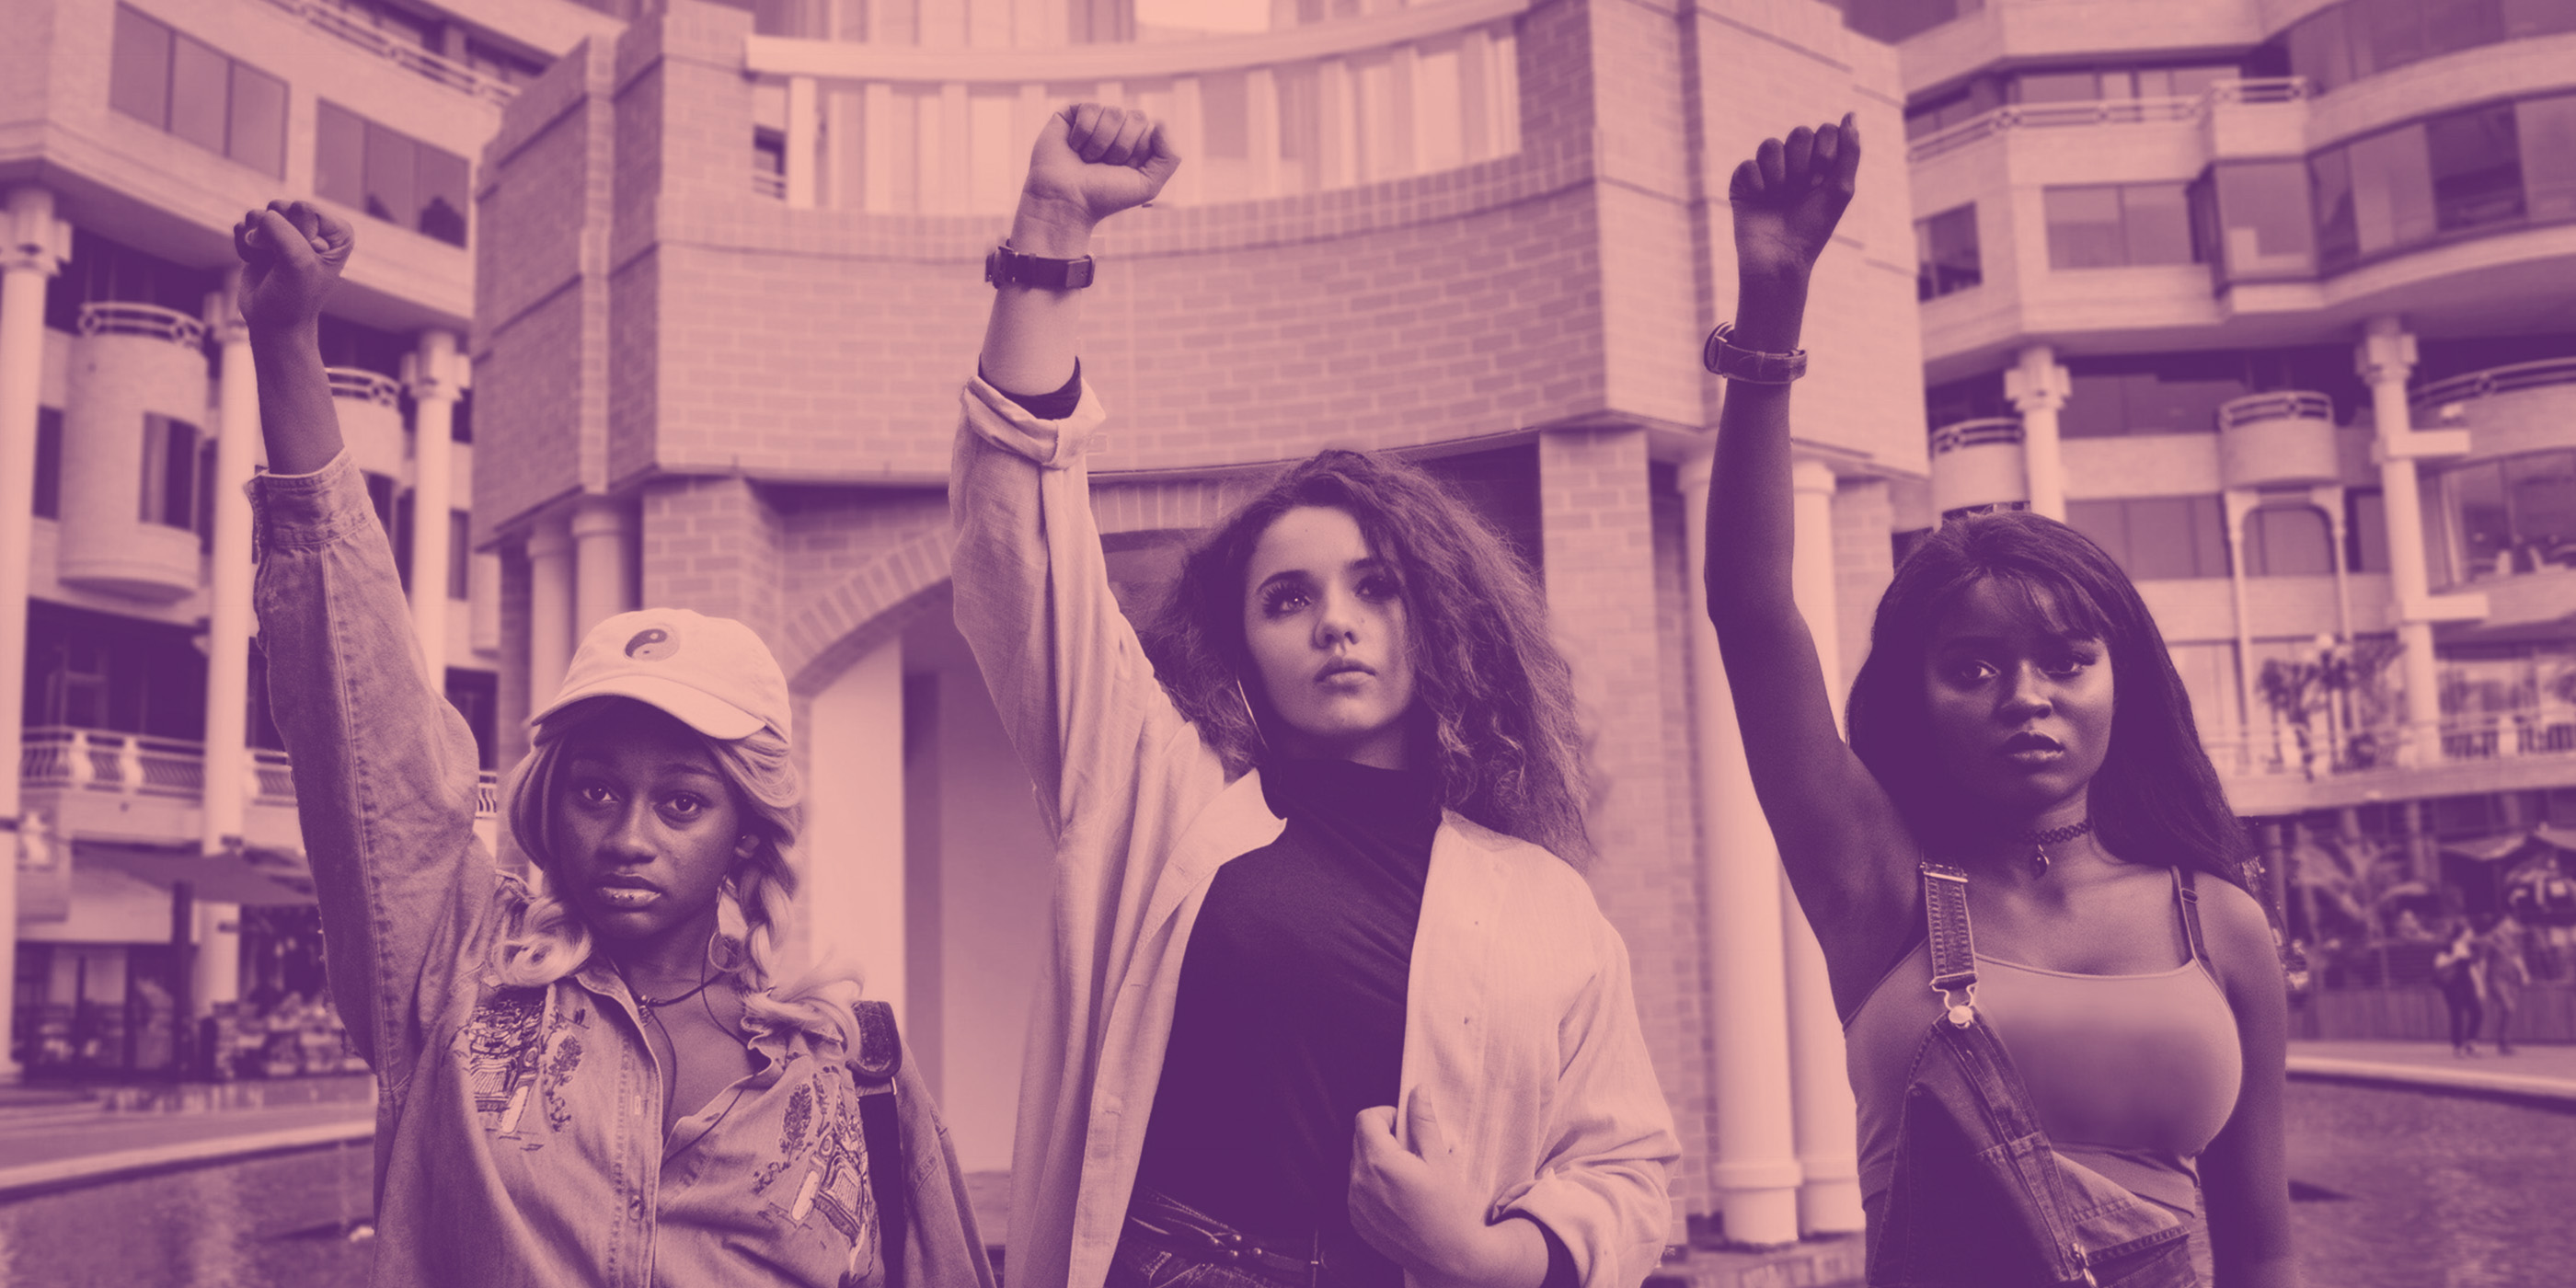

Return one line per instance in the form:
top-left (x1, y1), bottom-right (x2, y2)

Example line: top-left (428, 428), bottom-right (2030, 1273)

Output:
top-left (949, 377), bottom-right (1679, 1288)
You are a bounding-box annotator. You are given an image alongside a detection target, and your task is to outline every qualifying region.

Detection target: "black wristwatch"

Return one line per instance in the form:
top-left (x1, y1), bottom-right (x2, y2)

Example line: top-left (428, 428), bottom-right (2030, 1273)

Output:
top-left (1702, 322), bottom-right (1808, 384)
top-left (984, 243), bottom-right (1095, 291)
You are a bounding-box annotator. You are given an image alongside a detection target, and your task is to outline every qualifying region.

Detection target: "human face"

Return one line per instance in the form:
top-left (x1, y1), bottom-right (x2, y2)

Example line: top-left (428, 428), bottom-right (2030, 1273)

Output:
top-left (1242, 505), bottom-right (1418, 769)
top-left (551, 704), bottom-right (753, 954)
top-left (1920, 579), bottom-right (2115, 819)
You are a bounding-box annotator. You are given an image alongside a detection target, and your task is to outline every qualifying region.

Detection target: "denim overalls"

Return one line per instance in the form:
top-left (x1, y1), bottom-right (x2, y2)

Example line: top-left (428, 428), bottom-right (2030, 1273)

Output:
top-left (1865, 865), bottom-right (2202, 1288)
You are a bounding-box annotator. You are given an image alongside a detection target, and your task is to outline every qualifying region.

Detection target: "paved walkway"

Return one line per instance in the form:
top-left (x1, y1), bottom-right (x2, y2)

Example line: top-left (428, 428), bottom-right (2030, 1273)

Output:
top-left (2287, 1039), bottom-right (2576, 1104)
top-left (0, 1083), bottom-right (374, 1200)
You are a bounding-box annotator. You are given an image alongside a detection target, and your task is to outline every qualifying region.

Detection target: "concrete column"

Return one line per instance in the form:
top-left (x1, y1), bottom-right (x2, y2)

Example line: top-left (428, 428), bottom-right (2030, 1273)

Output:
top-left (1783, 459), bottom-right (1863, 1234)
top-left (195, 274), bottom-right (261, 1027)
top-left (2223, 491), bottom-right (2261, 771)
top-left (2007, 345), bottom-right (2072, 522)
top-left (570, 496), bottom-right (633, 638)
top-left (804, 641), bottom-right (907, 1028)
top-left (2359, 319), bottom-right (2442, 766)
top-left (527, 516), bottom-right (576, 707)
top-left (1679, 446), bottom-right (1802, 1244)
top-left (786, 75), bottom-right (820, 209)
top-left (406, 330), bottom-right (461, 685)
top-left (0, 188), bottom-right (68, 1083)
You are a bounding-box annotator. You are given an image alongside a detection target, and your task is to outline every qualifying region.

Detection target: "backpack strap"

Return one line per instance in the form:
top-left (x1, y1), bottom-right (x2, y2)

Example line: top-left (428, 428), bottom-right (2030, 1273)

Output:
top-left (850, 1000), bottom-right (907, 1285)
top-left (1920, 864), bottom-right (1980, 1027)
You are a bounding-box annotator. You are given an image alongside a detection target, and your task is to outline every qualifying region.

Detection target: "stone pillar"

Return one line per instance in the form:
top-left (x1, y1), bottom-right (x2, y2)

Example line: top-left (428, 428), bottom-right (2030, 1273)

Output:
top-left (195, 272), bottom-right (261, 1024)
top-left (527, 515), bottom-right (576, 707)
top-left (786, 75), bottom-right (820, 209)
top-left (1679, 445), bottom-right (1802, 1244)
top-left (804, 641), bottom-right (906, 1025)
top-left (0, 188), bottom-right (68, 1083)
top-left (571, 496), bottom-right (633, 638)
top-left (2006, 345), bottom-right (2072, 522)
top-left (1783, 459), bottom-right (1863, 1234)
top-left (407, 330), bottom-right (462, 685)
top-left (2359, 319), bottom-right (2442, 767)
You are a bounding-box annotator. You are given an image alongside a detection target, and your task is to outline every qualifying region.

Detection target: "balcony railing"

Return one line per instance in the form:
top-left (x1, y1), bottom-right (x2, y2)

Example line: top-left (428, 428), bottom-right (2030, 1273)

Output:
top-left (1907, 77), bottom-right (2311, 162)
top-left (2413, 357), bottom-right (2576, 423)
top-left (2217, 390), bottom-right (2334, 431)
top-left (23, 727), bottom-right (499, 820)
top-left (74, 302), bottom-right (207, 349)
top-left (252, 0), bottom-right (518, 106)
top-left (326, 367), bottom-right (404, 408)
top-left (1928, 416), bottom-right (2023, 455)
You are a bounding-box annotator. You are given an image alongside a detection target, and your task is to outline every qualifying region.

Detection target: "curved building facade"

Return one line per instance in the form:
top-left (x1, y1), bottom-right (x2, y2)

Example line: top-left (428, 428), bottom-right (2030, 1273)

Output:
top-left (476, 0), bottom-right (1926, 1246)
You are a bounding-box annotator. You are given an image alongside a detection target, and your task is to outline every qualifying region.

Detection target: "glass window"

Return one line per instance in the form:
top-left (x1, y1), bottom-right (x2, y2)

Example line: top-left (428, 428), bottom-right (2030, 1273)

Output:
top-left (2246, 505), bottom-right (2335, 576)
top-left (108, 6), bottom-right (171, 128)
top-left (33, 408), bottom-right (61, 521)
top-left (2208, 161), bottom-right (2317, 281)
top-left (167, 32), bottom-right (230, 157)
top-left (137, 416), bottom-right (199, 530)
top-left (2016, 71), bottom-right (2101, 104)
top-left (1915, 204), bottom-right (1981, 300)
top-left (417, 145), bottom-right (470, 247)
top-left (2066, 499), bottom-right (2129, 566)
top-left (1201, 72), bottom-right (1249, 160)
top-left (2346, 124), bottom-right (2435, 257)
top-left (2122, 183), bottom-right (2195, 265)
top-left (2519, 95), bottom-right (2576, 223)
top-left (2347, 488), bottom-right (2389, 573)
top-left (2428, 102), bottom-right (2524, 232)
top-left (2507, 451), bottom-right (2576, 564)
top-left (2311, 146), bottom-right (2359, 270)
top-left (2165, 65), bottom-right (2237, 98)
top-left (2451, 461), bottom-right (2510, 581)
top-left (2046, 186), bottom-right (2127, 268)
top-left (2349, 0), bottom-right (2431, 78)
top-left (363, 121), bottom-right (418, 229)
top-left (227, 63), bottom-right (286, 179)
top-left (2504, 0), bottom-right (2576, 37)
top-left (316, 102), bottom-right (367, 211)
top-left (448, 510), bottom-right (472, 601)
top-left (2064, 495), bottom-right (2229, 578)
top-left (2426, 0), bottom-right (2509, 56)
top-left (2285, 5), bottom-right (2353, 94)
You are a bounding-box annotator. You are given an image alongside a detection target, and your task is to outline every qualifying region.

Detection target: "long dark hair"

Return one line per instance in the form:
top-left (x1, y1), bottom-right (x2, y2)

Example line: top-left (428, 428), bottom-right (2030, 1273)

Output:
top-left (1142, 449), bottom-right (1595, 868)
top-left (1846, 510), bottom-right (2251, 891)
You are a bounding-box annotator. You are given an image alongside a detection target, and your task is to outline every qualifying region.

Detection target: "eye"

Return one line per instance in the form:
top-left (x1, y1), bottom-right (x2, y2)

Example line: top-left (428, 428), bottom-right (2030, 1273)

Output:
top-left (572, 780), bottom-right (617, 808)
top-left (2042, 647), bottom-right (2100, 679)
top-left (1939, 657), bottom-right (1996, 685)
top-left (1356, 572), bottom-right (1401, 603)
top-left (1259, 584), bottom-right (1311, 618)
top-left (661, 793), bottom-right (709, 822)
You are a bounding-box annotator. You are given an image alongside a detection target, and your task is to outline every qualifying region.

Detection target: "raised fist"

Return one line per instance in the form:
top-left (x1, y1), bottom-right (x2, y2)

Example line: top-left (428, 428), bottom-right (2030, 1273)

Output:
top-left (1729, 114), bottom-right (1860, 282)
top-left (232, 201), bottom-right (353, 330)
top-left (1019, 103), bottom-right (1182, 233)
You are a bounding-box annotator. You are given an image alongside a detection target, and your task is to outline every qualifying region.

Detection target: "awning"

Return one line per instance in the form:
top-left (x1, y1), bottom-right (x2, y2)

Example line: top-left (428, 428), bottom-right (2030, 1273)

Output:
top-left (75, 841), bottom-right (316, 905)
top-left (2440, 831), bottom-right (2539, 863)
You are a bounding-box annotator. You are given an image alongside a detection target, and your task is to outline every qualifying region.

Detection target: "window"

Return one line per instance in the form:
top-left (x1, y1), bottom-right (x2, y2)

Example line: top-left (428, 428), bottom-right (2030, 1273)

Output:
top-left (2061, 359), bottom-right (2244, 438)
top-left (1904, 75), bottom-right (2003, 140)
top-left (2045, 184), bottom-right (2195, 269)
top-left (2347, 488), bottom-right (2391, 573)
top-left (2282, 0), bottom-right (2576, 95)
top-left (107, 6), bottom-right (286, 178)
top-left (1915, 204), bottom-right (1981, 300)
top-left (445, 669), bottom-right (499, 770)
top-left (33, 408), bottom-right (61, 520)
top-left (2195, 161), bottom-right (2317, 283)
top-left (447, 511), bottom-right (473, 601)
top-left (2312, 122), bottom-right (2437, 270)
top-left (138, 415), bottom-right (201, 531)
top-left (315, 102), bottom-right (471, 247)
top-left (2066, 495), bottom-right (2231, 580)
top-left (2524, 95), bottom-right (2576, 224)
top-left (2244, 505), bottom-right (2336, 576)
top-left (2428, 103), bottom-right (2524, 232)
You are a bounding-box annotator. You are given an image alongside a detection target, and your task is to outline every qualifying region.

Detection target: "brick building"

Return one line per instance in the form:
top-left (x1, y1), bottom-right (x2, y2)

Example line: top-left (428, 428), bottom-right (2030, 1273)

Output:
top-left (472, 0), bottom-right (1926, 1243)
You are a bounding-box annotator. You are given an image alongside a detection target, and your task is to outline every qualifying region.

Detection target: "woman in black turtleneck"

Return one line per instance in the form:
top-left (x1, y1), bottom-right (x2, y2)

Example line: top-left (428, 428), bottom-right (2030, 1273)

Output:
top-left (957, 103), bottom-right (1678, 1288)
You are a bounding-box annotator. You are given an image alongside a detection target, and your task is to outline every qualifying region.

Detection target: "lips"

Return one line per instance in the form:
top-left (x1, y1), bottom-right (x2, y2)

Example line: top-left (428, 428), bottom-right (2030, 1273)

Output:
top-left (1316, 659), bottom-right (1374, 683)
top-left (592, 874), bottom-right (663, 909)
top-left (2002, 731), bottom-right (2063, 753)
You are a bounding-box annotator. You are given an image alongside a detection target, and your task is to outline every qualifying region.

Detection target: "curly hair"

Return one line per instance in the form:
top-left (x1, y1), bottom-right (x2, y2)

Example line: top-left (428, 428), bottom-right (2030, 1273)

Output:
top-left (1845, 510), bottom-right (2254, 892)
top-left (494, 696), bottom-right (859, 1043)
top-left (1141, 449), bottom-right (1596, 868)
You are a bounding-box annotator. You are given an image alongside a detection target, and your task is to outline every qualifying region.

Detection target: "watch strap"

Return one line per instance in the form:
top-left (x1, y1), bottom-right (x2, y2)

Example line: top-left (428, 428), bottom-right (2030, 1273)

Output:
top-left (1702, 322), bottom-right (1807, 384)
top-left (985, 243), bottom-right (1096, 291)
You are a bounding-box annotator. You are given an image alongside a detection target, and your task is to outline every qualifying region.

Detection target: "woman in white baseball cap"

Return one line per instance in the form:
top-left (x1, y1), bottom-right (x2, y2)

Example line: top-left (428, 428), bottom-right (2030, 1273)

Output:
top-left (234, 201), bottom-right (989, 1288)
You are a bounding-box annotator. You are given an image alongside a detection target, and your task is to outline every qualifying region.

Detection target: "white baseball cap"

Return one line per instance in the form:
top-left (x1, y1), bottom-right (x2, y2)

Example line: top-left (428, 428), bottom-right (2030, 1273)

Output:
top-left (530, 608), bottom-right (792, 743)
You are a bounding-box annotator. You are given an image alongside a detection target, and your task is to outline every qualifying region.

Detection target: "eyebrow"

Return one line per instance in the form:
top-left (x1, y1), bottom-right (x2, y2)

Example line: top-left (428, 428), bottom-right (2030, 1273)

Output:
top-left (1253, 556), bottom-right (1393, 591)
top-left (567, 756), bottom-right (724, 783)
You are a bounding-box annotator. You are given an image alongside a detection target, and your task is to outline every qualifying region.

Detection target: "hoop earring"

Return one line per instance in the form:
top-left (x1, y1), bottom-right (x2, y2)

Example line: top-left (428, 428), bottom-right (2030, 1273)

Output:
top-left (1233, 676), bottom-right (1270, 755)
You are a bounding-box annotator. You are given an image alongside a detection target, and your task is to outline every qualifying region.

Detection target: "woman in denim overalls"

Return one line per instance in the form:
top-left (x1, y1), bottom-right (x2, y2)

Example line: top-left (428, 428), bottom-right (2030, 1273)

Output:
top-left (1697, 121), bottom-right (2296, 1286)
top-left (232, 203), bottom-right (991, 1288)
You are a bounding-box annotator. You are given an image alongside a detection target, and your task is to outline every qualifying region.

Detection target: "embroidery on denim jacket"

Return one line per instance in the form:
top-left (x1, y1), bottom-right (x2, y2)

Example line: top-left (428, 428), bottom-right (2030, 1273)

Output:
top-left (537, 1003), bottom-right (587, 1133)
top-left (457, 986), bottom-right (549, 1134)
top-left (765, 1068), bottom-right (875, 1261)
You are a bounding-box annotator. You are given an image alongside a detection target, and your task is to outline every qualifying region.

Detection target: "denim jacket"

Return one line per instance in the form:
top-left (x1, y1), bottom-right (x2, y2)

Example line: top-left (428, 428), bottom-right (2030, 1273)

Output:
top-left (949, 378), bottom-right (1680, 1288)
top-left (252, 454), bottom-right (993, 1288)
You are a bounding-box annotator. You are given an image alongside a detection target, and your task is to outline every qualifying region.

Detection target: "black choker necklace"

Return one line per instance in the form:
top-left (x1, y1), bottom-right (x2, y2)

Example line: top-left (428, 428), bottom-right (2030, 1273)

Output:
top-left (630, 972), bottom-right (721, 1021)
top-left (2019, 819), bottom-right (2093, 876)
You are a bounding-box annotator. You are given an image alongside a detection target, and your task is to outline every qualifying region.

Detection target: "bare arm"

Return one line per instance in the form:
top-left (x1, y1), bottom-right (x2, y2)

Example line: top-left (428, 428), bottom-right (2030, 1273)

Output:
top-left (1702, 120), bottom-right (1922, 1014)
top-left (2197, 880), bottom-right (2298, 1288)
top-left (978, 105), bottom-right (1179, 395)
top-left (236, 204), bottom-right (348, 474)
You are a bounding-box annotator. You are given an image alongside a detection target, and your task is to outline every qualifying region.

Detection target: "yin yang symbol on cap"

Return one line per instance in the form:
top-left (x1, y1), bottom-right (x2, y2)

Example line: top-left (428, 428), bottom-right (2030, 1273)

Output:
top-left (625, 627), bottom-right (678, 661)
